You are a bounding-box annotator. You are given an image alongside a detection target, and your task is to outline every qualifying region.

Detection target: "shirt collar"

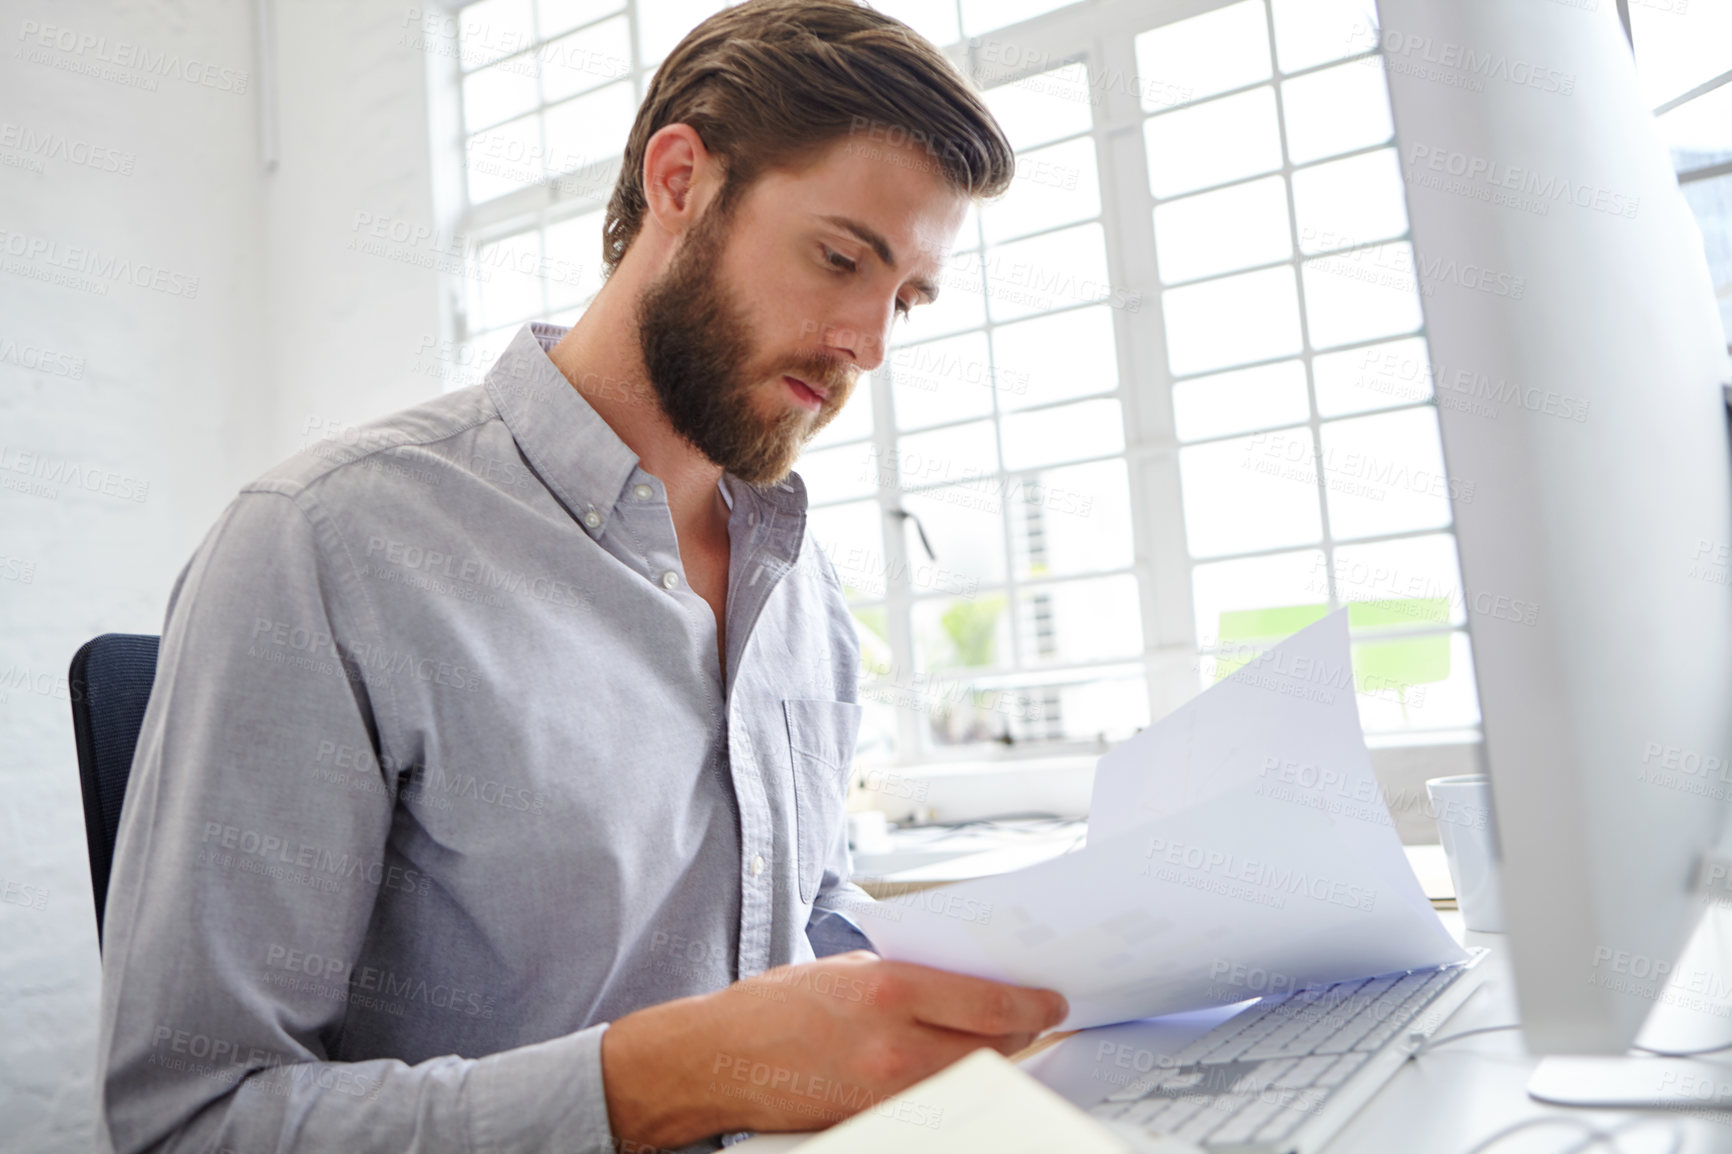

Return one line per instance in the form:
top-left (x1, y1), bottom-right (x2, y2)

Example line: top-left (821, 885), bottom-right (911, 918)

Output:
top-left (484, 322), bottom-right (809, 543)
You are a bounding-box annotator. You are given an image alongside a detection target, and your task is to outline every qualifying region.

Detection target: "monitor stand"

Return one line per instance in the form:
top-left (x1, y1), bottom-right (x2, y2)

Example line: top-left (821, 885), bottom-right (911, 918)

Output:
top-left (1528, 901), bottom-right (1732, 1109)
top-left (1529, 1056), bottom-right (1732, 1109)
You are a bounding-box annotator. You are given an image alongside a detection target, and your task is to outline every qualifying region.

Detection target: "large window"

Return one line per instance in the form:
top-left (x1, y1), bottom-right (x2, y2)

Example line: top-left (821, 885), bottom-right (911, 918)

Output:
top-left (1629, 2), bottom-right (1732, 351)
top-left (432, 0), bottom-right (1610, 772)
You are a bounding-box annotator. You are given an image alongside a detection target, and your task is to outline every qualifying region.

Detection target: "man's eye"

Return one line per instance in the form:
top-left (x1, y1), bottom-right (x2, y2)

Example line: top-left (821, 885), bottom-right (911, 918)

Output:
top-left (824, 247), bottom-right (857, 273)
top-left (894, 297), bottom-right (913, 319)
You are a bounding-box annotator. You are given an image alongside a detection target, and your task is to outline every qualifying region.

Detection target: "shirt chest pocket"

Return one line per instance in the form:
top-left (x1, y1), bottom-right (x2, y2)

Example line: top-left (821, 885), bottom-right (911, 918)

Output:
top-left (782, 698), bottom-right (862, 905)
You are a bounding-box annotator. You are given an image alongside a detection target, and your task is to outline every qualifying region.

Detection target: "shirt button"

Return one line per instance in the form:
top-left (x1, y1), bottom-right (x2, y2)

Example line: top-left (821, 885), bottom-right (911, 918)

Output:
top-left (582, 509), bottom-right (602, 529)
top-left (632, 483), bottom-right (654, 501)
top-left (661, 570), bottom-right (680, 590)
top-left (751, 854), bottom-right (765, 877)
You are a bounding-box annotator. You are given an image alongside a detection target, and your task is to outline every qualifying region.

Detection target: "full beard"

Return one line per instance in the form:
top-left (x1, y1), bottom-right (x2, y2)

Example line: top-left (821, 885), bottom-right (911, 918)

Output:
top-left (636, 204), bottom-right (854, 486)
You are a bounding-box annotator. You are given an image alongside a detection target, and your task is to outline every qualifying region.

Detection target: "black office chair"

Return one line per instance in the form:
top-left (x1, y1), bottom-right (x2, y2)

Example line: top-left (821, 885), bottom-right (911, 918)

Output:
top-left (68, 633), bottom-right (160, 947)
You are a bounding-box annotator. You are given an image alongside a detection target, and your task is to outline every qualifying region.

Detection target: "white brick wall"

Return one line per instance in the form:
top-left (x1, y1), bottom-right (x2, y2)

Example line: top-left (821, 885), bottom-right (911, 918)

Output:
top-left (0, 1), bottom-right (446, 1148)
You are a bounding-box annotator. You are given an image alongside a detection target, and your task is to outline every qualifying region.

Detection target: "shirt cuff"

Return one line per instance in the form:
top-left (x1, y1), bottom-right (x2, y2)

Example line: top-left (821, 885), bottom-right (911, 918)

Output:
top-left (807, 905), bottom-right (876, 957)
top-left (468, 1022), bottom-right (615, 1154)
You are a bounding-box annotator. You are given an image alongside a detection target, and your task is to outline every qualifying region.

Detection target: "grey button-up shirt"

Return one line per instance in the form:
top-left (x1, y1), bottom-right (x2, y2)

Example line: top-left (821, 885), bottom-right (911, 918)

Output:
top-left (98, 322), bottom-right (872, 1154)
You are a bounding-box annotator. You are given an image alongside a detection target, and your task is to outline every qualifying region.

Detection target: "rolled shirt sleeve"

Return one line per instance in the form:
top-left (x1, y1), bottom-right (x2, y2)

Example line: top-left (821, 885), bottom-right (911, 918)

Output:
top-left (97, 483), bottom-right (617, 1154)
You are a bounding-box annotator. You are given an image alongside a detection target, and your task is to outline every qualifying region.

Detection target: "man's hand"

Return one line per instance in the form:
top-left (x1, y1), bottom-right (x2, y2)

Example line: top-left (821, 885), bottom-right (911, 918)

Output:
top-left (600, 950), bottom-right (1067, 1149)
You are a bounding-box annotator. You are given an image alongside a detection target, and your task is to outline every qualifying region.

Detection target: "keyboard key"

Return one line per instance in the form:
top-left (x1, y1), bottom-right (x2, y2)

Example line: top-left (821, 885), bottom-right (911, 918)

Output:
top-left (1228, 1059), bottom-right (1296, 1093)
top-left (1174, 1095), bottom-right (1253, 1144)
top-left (1205, 1095), bottom-right (1288, 1146)
top-left (1272, 1054), bottom-right (1338, 1088)
top-left (1152, 1096), bottom-right (1211, 1134)
top-left (1315, 1052), bottom-right (1369, 1087)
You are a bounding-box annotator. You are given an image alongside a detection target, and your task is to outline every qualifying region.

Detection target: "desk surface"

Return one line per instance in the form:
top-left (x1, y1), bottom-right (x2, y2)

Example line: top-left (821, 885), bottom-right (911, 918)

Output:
top-left (738, 923), bottom-right (1732, 1153)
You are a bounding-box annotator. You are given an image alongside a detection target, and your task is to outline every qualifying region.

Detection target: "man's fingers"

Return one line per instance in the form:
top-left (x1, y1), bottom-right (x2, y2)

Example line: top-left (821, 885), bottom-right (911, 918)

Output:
top-left (884, 962), bottom-right (1068, 1037)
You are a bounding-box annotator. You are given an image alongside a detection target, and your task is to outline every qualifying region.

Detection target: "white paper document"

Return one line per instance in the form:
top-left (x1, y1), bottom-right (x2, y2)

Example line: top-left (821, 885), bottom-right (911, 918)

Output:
top-left (851, 612), bottom-right (1464, 1030)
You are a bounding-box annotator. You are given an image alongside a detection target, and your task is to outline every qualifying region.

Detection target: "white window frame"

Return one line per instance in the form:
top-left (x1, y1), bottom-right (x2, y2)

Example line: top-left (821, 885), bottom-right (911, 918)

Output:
top-left (427, 0), bottom-right (1486, 783)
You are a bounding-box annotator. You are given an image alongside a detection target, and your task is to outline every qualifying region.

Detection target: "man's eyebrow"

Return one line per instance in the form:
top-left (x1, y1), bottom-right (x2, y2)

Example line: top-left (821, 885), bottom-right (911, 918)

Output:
top-left (818, 214), bottom-right (941, 302)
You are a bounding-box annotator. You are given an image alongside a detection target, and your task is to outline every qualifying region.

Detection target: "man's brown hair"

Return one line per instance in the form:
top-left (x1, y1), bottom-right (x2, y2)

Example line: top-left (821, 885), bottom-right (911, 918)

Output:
top-left (601, 0), bottom-right (1015, 275)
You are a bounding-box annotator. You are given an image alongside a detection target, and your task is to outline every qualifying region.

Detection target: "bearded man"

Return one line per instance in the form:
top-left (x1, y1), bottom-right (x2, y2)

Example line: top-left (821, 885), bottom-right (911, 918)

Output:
top-left (96, 2), bottom-right (1066, 1152)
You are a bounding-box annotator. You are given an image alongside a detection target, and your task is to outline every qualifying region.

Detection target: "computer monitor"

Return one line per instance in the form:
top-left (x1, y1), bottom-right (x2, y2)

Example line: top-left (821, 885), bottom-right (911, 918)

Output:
top-left (1378, 0), bottom-right (1732, 1082)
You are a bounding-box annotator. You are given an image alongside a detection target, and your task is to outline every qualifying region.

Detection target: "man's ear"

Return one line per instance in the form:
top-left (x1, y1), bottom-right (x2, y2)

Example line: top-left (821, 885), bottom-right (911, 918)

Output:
top-left (642, 123), bottom-right (719, 239)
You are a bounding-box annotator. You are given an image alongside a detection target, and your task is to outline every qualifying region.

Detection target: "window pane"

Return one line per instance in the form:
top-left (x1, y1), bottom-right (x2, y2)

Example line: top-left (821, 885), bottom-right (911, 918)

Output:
top-left (1678, 172), bottom-right (1732, 344)
top-left (912, 592), bottom-right (1012, 672)
top-left (807, 372), bottom-right (874, 449)
top-left (639, 0), bottom-right (728, 67)
top-left (1191, 548), bottom-right (1327, 650)
top-left (992, 305), bottom-right (1119, 411)
top-left (868, 0), bottom-right (960, 47)
top-left (1313, 336), bottom-right (1433, 417)
top-left (1180, 427), bottom-right (1323, 558)
top-left (983, 137), bottom-right (1101, 245)
top-left (982, 64), bottom-right (1093, 152)
top-left (457, 0), bottom-right (535, 70)
top-left (983, 223), bottom-right (1112, 323)
top-left (1172, 359), bottom-right (1310, 442)
top-left (543, 210), bottom-right (606, 310)
top-left (900, 485), bottom-right (1007, 591)
top-left (1292, 148), bottom-right (1408, 255)
top-left (1144, 87), bottom-right (1283, 198)
top-left (466, 114), bottom-right (543, 202)
top-left (543, 80), bottom-right (638, 163)
top-left (540, 16), bottom-right (632, 104)
top-left (1009, 672), bottom-right (1150, 745)
top-left (1270, 0), bottom-right (1379, 74)
top-left (807, 500), bottom-right (886, 599)
top-left (1134, 0), bottom-right (1271, 113)
top-left (464, 56), bottom-right (541, 131)
top-left (896, 419), bottom-right (1000, 491)
top-left (1353, 630), bottom-right (1481, 733)
top-left (901, 249), bottom-right (986, 343)
top-left (1018, 575), bottom-right (1143, 664)
top-left (1001, 398), bottom-right (1124, 470)
top-left (469, 231), bottom-right (544, 331)
top-left (1163, 265), bottom-right (1302, 376)
top-left (1280, 58), bottom-right (1394, 165)
top-left (1012, 459), bottom-right (1134, 580)
top-left (1630, 2), bottom-right (1732, 109)
top-left (538, 0), bottom-right (625, 39)
top-left (961, 0), bottom-right (1079, 37)
top-left (1658, 83), bottom-right (1732, 171)
top-left (1154, 175), bottom-right (1291, 284)
top-left (891, 333), bottom-right (996, 432)
top-left (1320, 407), bottom-right (1456, 541)
top-left (1301, 242), bottom-right (1425, 349)
top-left (1330, 533), bottom-right (1467, 629)
top-left (798, 442), bottom-right (877, 504)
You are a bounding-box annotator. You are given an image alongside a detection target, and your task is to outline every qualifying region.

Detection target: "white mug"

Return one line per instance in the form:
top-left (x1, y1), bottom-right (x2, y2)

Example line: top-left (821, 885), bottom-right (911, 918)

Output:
top-left (1425, 774), bottom-right (1504, 933)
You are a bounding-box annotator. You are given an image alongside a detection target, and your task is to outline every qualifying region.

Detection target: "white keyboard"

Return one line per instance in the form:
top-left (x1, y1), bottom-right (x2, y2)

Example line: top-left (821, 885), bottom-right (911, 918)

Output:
top-left (1089, 952), bottom-right (1487, 1153)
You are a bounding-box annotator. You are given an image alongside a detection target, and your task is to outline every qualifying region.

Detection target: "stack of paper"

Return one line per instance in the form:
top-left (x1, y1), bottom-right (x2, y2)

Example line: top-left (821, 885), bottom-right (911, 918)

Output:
top-left (848, 612), bottom-right (1464, 1029)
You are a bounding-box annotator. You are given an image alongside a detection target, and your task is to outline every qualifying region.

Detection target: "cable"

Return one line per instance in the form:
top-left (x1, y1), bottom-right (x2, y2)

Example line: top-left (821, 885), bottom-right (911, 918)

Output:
top-left (1410, 1023), bottom-right (1523, 1057)
top-left (1460, 1114), bottom-right (1683, 1154)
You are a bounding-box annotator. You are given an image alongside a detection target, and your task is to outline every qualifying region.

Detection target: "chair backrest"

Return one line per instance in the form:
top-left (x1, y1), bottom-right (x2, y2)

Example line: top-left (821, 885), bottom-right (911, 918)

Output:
top-left (68, 633), bottom-right (160, 945)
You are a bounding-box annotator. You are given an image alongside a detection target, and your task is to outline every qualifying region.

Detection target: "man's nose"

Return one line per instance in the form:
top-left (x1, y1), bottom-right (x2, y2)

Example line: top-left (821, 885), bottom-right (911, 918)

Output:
top-left (820, 307), bottom-right (894, 373)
